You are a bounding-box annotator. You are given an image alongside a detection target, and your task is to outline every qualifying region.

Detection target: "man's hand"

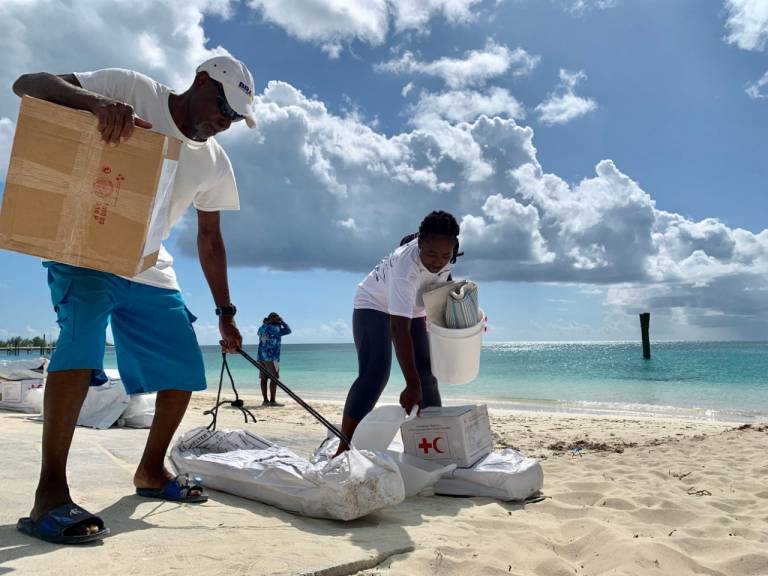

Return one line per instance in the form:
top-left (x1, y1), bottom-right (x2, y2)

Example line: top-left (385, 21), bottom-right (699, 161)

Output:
top-left (90, 97), bottom-right (152, 146)
top-left (399, 383), bottom-right (422, 417)
top-left (219, 317), bottom-right (242, 353)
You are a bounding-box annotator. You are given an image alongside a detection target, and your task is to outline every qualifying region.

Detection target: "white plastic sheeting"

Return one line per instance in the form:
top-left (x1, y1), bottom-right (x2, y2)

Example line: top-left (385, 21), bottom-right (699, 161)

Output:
top-left (314, 406), bottom-right (457, 498)
top-left (0, 358), bottom-right (48, 380)
top-left (0, 379), bottom-right (44, 413)
top-left (119, 393), bottom-right (156, 428)
top-left (433, 449), bottom-right (544, 501)
top-left (104, 369), bottom-right (157, 429)
top-left (315, 435), bottom-right (456, 498)
top-left (66, 369), bottom-right (156, 429)
top-left (29, 368), bottom-right (156, 428)
top-left (315, 405), bottom-right (544, 502)
top-left (169, 405), bottom-right (543, 521)
top-left (170, 427), bottom-right (406, 521)
top-left (76, 379), bottom-right (130, 429)
top-left (350, 405), bottom-right (415, 450)
top-left (0, 358), bottom-right (47, 413)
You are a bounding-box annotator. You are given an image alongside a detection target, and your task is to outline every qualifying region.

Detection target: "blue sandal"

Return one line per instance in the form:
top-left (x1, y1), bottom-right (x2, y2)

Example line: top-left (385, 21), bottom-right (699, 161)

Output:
top-left (135, 474), bottom-right (208, 503)
top-left (17, 503), bottom-right (109, 544)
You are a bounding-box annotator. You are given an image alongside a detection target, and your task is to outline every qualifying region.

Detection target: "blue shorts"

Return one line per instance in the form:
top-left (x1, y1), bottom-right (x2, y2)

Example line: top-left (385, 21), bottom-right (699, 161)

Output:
top-left (45, 262), bottom-right (206, 394)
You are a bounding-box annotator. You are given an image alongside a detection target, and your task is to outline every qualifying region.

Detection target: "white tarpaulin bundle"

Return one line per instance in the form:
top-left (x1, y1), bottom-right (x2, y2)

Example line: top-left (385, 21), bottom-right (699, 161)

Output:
top-left (433, 448), bottom-right (544, 501)
top-left (0, 358), bottom-right (46, 413)
top-left (76, 378), bottom-right (130, 429)
top-left (0, 361), bottom-right (156, 425)
top-left (0, 379), bottom-right (45, 413)
top-left (313, 406), bottom-right (457, 498)
top-left (314, 405), bottom-right (544, 502)
top-left (102, 369), bottom-right (157, 429)
top-left (170, 426), bottom-right (406, 521)
top-left (0, 358), bottom-right (47, 380)
top-left (31, 368), bottom-right (156, 428)
top-left (120, 392), bottom-right (156, 428)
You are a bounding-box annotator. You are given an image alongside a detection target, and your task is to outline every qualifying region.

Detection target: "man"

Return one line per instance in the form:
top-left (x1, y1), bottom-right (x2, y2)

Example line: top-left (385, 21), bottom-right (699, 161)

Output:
top-left (11, 54), bottom-right (256, 544)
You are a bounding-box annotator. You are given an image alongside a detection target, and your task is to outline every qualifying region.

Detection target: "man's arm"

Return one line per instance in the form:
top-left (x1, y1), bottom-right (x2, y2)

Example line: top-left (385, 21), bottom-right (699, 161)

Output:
top-left (390, 315), bottom-right (422, 415)
top-left (197, 209), bottom-right (242, 352)
top-left (12, 72), bottom-right (151, 145)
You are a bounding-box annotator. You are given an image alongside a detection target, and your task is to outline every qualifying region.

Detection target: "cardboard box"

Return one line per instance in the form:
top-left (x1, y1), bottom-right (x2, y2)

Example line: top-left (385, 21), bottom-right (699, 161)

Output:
top-left (401, 405), bottom-right (492, 468)
top-left (0, 96), bottom-right (180, 276)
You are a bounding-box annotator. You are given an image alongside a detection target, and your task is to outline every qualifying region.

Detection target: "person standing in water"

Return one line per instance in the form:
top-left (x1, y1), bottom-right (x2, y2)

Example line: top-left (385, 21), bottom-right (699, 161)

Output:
top-left (336, 211), bottom-right (462, 454)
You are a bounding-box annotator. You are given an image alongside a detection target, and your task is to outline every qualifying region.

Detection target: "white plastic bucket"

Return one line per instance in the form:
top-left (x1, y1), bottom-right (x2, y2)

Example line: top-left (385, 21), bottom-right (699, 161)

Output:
top-left (427, 309), bottom-right (485, 385)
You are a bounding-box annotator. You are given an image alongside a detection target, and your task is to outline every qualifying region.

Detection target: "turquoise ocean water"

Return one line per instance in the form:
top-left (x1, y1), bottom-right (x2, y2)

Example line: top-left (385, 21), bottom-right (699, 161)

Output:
top-left (103, 341), bottom-right (768, 422)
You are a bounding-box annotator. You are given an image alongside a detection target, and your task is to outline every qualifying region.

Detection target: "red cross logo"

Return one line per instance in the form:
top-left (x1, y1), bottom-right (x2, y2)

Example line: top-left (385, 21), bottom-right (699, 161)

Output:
top-left (418, 438), bottom-right (433, 454)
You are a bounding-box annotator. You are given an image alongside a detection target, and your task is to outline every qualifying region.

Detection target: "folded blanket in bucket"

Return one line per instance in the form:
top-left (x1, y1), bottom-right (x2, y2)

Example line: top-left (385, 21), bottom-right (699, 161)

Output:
top-left (445, 281), bottom-right (480, 329)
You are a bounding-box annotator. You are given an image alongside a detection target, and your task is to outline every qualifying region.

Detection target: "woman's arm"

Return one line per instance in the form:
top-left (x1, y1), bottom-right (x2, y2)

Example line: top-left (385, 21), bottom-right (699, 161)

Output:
top-left (390, 315), bottom-right (422, 415)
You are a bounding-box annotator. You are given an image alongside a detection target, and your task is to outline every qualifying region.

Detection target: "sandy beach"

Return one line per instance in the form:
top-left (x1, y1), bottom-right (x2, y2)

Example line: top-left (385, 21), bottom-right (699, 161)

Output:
top-left (1, 393), bottom-right (766, 576)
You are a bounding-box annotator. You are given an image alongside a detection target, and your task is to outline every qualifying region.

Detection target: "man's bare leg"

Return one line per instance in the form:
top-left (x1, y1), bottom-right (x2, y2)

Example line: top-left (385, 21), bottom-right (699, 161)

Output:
top-left (133, 389), bottom-right (201, 497)
top-left (268, 362), bottom-right (278, 404)
top-left (31, 369), bottom-right (100, 535)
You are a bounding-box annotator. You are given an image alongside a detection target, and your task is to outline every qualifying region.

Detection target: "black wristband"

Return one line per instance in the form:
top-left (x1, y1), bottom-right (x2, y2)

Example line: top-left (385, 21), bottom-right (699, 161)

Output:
top-left (215, 304), bottom-right (237, 317)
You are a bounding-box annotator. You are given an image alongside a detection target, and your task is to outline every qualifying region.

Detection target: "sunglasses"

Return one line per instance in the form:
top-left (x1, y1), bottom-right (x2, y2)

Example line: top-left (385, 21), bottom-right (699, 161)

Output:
top-left (213, 80), bottom-right (245, 122)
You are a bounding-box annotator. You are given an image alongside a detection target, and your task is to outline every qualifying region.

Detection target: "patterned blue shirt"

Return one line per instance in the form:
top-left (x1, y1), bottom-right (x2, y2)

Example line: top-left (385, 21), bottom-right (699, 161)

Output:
top-left (257, 322), bottom-right (292, 362)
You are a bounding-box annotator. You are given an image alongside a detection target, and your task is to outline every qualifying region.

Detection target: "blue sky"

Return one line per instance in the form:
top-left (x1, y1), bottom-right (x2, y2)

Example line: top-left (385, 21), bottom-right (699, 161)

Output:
top-left (1, 0), bottom-right (767, 344)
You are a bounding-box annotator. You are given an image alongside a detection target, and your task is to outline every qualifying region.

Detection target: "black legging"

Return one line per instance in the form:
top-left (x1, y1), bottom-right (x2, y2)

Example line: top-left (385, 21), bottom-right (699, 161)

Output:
top-left (343, 308), bottom-right (442, 421)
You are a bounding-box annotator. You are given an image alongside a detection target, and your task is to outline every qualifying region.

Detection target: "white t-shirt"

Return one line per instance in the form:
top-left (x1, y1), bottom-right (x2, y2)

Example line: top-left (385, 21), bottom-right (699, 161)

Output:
top-left (74, 68), bottom-right (240, 291)
top-left (353, 239), bottom-right (453, 318)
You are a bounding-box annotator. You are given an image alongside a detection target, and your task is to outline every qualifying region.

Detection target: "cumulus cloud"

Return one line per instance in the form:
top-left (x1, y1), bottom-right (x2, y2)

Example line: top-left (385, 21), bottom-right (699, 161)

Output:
top-left (535, 69), bottom-right (597, 125)
top-left (185, 80), bottom-right (536, 271)
top-left (0, 0), bottom-right (235, 183)
top-left (0, 0), bottom-right (232, 99)
top-left (721, 2), bottom-right (768, 102)
top-left (246, 0), bottom-right (482, 56)
top-left (389, 0), bottom-right (483, 31)
top-left (746, 70), bottom-right (768, 99)
top-left (177, 77), bottom-right (767, 337)
top-left (376, 41), bottom-right (540, 88)
top-left (1, 0), bottom-right (766, 339)
top-left (723, 0), bottom-right (768, 51)
top-left (408, 87), bottom-right (525, 124)
top-left (601, 213), bottom-right (768, 338)
top-left (459, 193), bottom-right (555, 265)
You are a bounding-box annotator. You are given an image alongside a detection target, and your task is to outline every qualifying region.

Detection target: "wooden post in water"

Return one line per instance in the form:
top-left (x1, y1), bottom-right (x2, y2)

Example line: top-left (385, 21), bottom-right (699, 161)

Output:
top-left (639, 312), bottom-right (651, 359)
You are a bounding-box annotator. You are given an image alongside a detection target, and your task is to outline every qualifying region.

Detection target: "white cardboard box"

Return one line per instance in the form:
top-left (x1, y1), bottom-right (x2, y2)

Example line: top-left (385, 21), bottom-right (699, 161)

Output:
top-left (401, 405), bottom-right (492, 468)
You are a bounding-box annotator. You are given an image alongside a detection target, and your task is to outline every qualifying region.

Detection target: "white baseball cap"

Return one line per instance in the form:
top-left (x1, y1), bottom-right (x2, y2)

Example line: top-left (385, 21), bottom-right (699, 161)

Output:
top-left (196, 55), bottom-right (257, 128)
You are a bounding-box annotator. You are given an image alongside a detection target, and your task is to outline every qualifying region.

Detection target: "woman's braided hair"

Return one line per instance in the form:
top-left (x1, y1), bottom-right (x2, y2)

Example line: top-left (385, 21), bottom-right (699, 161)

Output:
top-left (417, 210), bottom-right (463, 264)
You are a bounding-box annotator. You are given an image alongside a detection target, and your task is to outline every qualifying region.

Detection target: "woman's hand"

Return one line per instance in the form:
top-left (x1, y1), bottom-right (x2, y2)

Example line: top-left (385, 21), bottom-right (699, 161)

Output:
top-left (399, 383), bottom-right (422, 416)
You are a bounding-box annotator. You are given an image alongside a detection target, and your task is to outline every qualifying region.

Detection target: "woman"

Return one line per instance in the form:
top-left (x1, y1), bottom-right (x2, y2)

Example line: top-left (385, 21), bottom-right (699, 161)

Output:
top-left (336, 211), bottom-right (461, 453)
